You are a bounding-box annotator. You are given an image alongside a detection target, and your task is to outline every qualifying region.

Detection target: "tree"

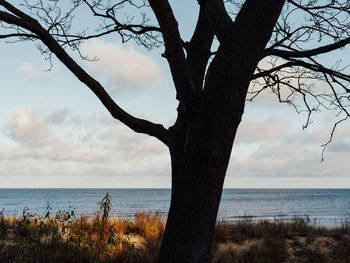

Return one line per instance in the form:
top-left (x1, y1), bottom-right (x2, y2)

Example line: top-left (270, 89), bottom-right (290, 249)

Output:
top-left (0, 0), bottom-right (349, 262)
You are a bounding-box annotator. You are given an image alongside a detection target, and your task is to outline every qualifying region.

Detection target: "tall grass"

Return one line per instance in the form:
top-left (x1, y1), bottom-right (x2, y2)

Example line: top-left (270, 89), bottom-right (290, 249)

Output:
top-left (212, 216), bottom-right (350, 263)
top-left (0, 193), bottom-right (164, 263)
top-left (1, 194), bottom-right (350, 262)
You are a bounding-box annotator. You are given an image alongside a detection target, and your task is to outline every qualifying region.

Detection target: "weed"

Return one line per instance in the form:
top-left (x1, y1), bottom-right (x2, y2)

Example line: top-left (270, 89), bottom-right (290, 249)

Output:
top-left (0, 208), bottom-right (7, 238)
top-left (98, 192), bottom-right (112, 223)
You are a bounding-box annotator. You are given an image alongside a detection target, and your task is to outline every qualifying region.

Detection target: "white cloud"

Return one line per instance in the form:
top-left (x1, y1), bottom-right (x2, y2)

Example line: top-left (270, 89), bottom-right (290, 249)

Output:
top-left (16, 62), bottom-right (48, 80)
top-left (46, 109), bottom-right (71, 124)
top-left (327, 141), bottom-right (350, 152)
top-left (1, 106), bottom-right (349, 188)
top-left (236, 117), bottom-right (288, 143)
top-left (81, 39), bottom-right (161, 88)
top-left (6, 108), bottom-right (55, 146)
top-left (1, 108), bottom-right (169, 179)
top-left (228, 115), bottom-right (350, 181)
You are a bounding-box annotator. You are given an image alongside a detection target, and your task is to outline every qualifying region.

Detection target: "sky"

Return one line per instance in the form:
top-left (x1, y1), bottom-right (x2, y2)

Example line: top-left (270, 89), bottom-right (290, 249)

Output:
top-left (0, 1), bottom-right (350, 188)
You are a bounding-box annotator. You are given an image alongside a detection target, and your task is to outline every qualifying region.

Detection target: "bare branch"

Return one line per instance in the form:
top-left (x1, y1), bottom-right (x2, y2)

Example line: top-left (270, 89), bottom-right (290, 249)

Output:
top-left (0, 32), bottom-right (37, 39)
top-left (148, 0), bottom-right (198, 111)
top-left (288, 58), bottom-right (350, 83)
top-left (252, 62), bottom-right (296, 80)
top-left (0, 0), bottom-right (35, 20)
top-left (321, 117), bottom-right (348, 162)
top-left (266, 37), bottom-right (350, 59)
top-left (324, 73), bottom-right (350, 118)
top-left (250, 55), bottom-right (350, 132)
top-left (0, 1), bottom-right (170, 146)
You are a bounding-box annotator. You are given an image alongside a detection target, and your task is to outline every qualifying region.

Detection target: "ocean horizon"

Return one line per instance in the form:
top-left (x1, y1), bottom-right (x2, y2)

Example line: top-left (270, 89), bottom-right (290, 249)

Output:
top-left (1, 188), bottom-right (350, 227)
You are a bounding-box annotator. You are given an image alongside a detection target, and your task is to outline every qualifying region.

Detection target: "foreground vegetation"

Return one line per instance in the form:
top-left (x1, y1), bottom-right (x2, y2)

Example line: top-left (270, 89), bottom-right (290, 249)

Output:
top-left (1, 194), bottom-right (350, 262)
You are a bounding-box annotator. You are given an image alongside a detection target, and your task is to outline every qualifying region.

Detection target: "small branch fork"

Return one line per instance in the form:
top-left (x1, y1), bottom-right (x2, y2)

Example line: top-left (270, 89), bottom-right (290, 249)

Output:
top-left (0, 0), bottom-right (169, 146)
top-left (250, 59), bottom-right (350, 160)
top-left (78, 0), bottom-right (162, 49)
top-left (0, 0), bottom-right (162, 60)
top-left (321, 116), bottom-right (348, 162)
top-left (244, 0), bottom-right (350, 159)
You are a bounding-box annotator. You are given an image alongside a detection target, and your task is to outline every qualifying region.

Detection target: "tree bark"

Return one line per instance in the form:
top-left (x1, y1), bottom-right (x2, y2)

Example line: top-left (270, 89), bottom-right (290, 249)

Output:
top-left (157, 1), bottom-right (285, 262)
top-left (157, 47), bottom-right (250, 263)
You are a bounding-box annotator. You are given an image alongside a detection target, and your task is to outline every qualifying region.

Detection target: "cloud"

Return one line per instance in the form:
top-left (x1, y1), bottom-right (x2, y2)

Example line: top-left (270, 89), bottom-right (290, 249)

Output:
top-left (236, 117), bottom-right (288, 143)
top-left (236, 113), bottom-right (350, 149)
top-left (1, 107), bottom-right (349, 187)
top-left (46, 109), bottom-right (71, 125)
top-left (327, 142), bottom-right (350, 152)
top-left (1, 108), bottom-right (169, 178)
top-left (228, 140), bottom-right (350, 179)
top-left (81, 39), bottom-right (161, 88)
top-left (6, 108), bottom-right (55, 146)
top-left (228, 115), bottom-right (350, 180)
top-left (16, 62), bottom-right (48, 80)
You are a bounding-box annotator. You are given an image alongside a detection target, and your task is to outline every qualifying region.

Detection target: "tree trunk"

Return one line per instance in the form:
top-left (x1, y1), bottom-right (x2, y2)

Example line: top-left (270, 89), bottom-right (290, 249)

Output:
top-left (157, 1), bottom-right (285, 262)
top-left (157, 45), bottom-right (253, 262)
top-left (158, 125), bottom-right (242, 263)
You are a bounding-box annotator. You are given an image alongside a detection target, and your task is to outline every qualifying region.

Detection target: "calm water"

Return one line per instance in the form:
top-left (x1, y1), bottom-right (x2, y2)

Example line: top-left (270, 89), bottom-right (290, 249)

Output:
top-left (0, 188), bottom-right (349, 227)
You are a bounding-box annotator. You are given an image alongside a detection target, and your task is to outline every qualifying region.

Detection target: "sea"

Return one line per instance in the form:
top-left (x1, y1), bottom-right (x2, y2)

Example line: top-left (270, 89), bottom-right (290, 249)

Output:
top-left (0, 188), bottom-right (350, 227)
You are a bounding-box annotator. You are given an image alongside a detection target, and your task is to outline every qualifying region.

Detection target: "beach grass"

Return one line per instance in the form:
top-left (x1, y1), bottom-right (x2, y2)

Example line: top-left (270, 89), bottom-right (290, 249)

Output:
top-left (1, 194), bottom-right (350, 262)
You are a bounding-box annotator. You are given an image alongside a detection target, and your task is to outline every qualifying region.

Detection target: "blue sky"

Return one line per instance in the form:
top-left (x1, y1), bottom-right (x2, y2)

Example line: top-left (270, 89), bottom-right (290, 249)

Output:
top-left (0, 0), bottom-right (350, 188)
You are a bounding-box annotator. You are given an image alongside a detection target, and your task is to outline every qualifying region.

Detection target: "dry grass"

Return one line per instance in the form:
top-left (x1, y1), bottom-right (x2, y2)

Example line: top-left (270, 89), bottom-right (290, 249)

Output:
top-left (1, 195), bottom-right (350, 263)
top-left (0, 194), bottom-right (165, 263)
top-left (212, 217), bottom-right (350, 263)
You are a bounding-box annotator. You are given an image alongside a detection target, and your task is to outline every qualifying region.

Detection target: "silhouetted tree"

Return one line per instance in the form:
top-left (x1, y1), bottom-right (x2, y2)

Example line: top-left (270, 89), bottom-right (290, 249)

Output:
top-left (1, 0), bottom-right (349, 262)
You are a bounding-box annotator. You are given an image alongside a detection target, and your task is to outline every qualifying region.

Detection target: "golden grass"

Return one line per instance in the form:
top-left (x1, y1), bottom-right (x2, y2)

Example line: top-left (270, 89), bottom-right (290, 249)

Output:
top-left (1, 195), bottom-right (350, 263)
top-left (0, 209), bottom-right (165, 263)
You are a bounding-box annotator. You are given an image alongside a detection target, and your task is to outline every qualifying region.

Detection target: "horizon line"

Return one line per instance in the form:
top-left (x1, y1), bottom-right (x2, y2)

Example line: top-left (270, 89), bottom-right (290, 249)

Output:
top-left (0, 187), bottom-right (350, 190)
